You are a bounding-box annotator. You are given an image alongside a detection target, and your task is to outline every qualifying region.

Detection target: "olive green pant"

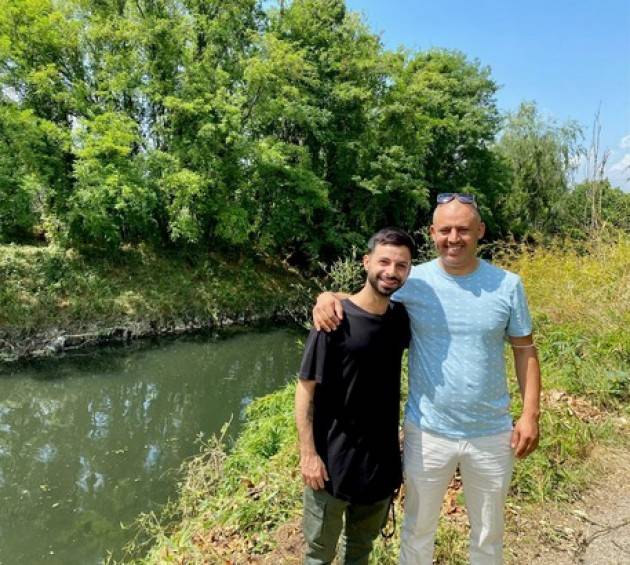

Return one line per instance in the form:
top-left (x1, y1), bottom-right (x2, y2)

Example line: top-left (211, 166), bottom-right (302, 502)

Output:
top-left (302, 487), bottom-right (391, 565)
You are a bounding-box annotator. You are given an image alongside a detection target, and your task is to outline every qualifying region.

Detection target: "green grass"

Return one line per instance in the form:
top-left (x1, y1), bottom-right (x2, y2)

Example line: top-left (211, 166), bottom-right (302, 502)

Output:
top-left (127, 233), bottom-right (629, 564)
top-left (0, 243), bottom-right (312, 348)
top-left (125, 385), bottom-right (303, 563)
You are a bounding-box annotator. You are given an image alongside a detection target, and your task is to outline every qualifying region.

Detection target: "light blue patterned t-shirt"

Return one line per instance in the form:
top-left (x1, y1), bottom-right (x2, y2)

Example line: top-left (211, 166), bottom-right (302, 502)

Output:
top-left (392, 258), bottom-right (532, 438)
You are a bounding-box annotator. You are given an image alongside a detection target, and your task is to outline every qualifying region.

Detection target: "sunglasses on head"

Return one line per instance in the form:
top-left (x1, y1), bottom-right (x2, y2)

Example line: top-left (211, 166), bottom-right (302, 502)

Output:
top-left (436, 193), bottom-right (477, 206)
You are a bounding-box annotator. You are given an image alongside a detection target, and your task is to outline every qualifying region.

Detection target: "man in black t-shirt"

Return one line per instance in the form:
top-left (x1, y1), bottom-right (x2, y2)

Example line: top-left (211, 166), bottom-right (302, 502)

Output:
top-left (295, 228), bottom-right (414, 565)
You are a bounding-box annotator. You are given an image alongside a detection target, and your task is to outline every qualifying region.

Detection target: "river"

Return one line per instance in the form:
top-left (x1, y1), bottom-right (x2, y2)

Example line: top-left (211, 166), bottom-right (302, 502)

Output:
top-left (0, 328), bottom-right (303, 565)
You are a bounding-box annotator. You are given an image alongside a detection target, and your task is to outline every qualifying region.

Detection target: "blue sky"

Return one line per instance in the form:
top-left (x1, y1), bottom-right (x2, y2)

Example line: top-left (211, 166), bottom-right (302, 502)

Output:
top-left (345, 0), bottom-right (630, 191)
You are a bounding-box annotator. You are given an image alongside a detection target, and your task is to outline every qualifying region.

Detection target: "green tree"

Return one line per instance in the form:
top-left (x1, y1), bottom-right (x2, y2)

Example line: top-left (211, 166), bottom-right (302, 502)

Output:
top-left (494, 101), bottom-right (582, 235)
top-left (0, 104), bottom-right (41, 240)
top-left (562, 180), bottom-right (630, 235)
top-left (0, 100), bottom-right (70, 241)
top-left (155, 0), bottom-right (262, 246)
top-left (0, 0), bottom-right (555, 262)
top-left (0, 0), bottom-right (84, 124)
top-left (242, 0), bottom-right (389, 257)
top-left (355, 48), bottom-right (504, 235)
top-left (67, 112), bottom-right (156, 247)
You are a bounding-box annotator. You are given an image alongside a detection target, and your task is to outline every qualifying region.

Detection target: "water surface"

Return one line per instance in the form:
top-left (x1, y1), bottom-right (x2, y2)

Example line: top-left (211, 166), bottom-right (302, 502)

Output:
top-left (0, 329), bottom-right (303, 564)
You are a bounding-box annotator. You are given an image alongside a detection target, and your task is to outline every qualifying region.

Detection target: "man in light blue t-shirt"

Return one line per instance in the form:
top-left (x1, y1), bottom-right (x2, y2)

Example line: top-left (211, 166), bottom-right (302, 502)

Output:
top-left (314, 194), bottom-right (541, 564)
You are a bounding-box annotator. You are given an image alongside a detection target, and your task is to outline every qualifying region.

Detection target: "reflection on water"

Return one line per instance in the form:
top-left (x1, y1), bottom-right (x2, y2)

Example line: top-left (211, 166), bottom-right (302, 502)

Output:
top-left (0, 329), bottom-right (302, 565)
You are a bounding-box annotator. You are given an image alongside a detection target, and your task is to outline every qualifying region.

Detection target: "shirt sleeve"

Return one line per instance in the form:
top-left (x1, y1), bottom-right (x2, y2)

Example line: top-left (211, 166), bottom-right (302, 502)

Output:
top-left (392, 265), bottom-right (420, 306)
top-left (299, 328), bottom-right (335, 384)
top-left (507, 277), bottom-right (533, 337)
top-left (391, 278), bottom-right (411, 304)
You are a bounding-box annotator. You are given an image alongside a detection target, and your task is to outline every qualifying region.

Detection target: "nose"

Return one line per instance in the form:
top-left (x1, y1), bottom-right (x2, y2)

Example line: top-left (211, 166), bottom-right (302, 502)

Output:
top-left (448, 228), bottom-right (461, 242)
top-left (384, 264), bottom-right (396, 277)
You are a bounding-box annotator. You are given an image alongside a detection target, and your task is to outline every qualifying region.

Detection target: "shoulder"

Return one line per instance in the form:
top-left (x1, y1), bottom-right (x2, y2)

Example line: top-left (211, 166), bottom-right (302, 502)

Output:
top-left (408, 259), bottom-right (437, 280)
top-left (393, 260), bottom-right (437, 303)
top-left (304, 326), bottom-right (340, 348)
top-left (300, 327), bottom-right (341, 382)
top-left (479, 260), bottom-right (523, 290)
top-left (301, 325), bottom-right (345, 360)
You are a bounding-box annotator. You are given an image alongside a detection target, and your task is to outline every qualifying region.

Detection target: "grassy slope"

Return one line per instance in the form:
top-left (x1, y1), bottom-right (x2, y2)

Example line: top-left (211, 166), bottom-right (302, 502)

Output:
top-left (131, 235), bottom-right (629, 564)
top-left (0, 244), bottom-right (310, 347)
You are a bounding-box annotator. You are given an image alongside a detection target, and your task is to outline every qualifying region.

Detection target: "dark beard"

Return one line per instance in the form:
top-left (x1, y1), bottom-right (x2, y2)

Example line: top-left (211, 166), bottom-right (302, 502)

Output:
top-left (367, 272), bottom-right (400, 297)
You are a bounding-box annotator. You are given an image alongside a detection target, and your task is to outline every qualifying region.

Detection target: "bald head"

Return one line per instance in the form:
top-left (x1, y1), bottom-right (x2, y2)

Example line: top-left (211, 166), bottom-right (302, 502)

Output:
top-left (432, 199), bottom-right (482, 224)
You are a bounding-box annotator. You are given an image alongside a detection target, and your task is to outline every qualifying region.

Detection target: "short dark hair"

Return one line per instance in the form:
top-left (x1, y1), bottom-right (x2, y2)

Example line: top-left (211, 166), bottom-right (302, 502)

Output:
top-left (367, 227), bottom-right (415, 257)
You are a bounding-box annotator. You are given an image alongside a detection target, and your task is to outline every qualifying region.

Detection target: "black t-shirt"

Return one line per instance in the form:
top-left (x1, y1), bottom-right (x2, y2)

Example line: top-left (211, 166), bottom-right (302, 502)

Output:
top-left (299, 298), bottom-right (410, 504)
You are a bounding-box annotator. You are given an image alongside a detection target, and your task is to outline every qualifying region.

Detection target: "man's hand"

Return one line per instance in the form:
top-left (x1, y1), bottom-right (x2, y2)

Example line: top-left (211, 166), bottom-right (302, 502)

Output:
top-left (300, 452), bottom-right (329, 490)
top-left (313, 292), bottom-right (345, 332)
top-left (511, 414), bottom-right (539, 458)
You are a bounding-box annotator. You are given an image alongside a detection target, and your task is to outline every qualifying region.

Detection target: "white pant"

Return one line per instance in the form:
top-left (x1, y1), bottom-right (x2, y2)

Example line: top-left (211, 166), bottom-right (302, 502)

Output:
top-left (400, 421), bottom-right (514, 565)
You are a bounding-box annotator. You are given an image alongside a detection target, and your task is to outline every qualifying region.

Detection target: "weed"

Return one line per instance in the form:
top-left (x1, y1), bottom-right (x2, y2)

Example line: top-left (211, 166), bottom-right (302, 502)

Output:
top-left (0, 244), bottom-right (316, 343)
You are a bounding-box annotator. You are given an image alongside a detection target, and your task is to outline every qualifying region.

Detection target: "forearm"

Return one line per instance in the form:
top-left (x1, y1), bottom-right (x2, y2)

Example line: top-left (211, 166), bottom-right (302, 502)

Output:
top-left (511, 339), bottom-right (541, 419)
top-left (295, 379), bottom-right (329, 488)
top-left (295, 380), bottom-right (317, 455)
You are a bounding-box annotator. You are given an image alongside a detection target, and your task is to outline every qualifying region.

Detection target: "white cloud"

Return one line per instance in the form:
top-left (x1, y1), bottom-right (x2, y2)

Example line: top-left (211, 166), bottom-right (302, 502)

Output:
top-left (607, 153), bottom-right (630, 192)
top-left (609, 153), bottom-right (630, 173)
top-left (620, 135), bottom-right (630, 149)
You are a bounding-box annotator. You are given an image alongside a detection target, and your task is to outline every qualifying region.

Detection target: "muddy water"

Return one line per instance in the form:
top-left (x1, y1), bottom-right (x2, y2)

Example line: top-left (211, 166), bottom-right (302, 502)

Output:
top-left (0, 329), bottom-right (303, 564)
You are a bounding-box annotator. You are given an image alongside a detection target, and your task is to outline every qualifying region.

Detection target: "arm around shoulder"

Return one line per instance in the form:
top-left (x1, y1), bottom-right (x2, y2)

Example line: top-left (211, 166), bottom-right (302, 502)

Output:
top-left (312, 291), bottom-right (350, 332)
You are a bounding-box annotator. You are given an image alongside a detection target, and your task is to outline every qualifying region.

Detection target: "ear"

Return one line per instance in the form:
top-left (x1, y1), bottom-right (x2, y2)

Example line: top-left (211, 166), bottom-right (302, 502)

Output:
top-left (363, 254), bottom-right (370, 271)
top-left (478, 222), bottom-right (486, 240)
top-left (429, 224), bottom-right (437, 241)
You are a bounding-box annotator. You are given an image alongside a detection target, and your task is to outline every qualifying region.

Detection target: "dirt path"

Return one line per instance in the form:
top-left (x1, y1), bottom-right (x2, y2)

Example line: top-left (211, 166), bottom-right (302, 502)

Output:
top-left (506, 447), bottom-right (630, 565)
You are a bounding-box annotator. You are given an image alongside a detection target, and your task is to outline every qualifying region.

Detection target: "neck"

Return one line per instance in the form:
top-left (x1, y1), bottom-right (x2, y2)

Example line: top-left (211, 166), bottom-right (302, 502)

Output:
top-left (350, 284), bottom-right (390, 315)
top-left (438, 256), bottom-right (480, 276)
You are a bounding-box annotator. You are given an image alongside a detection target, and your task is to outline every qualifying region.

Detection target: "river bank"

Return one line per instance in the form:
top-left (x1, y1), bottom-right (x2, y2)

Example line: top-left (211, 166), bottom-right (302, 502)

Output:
top-left (0, 244), bottom-right (312, 363)
top-left (126, 234), bottom-right (629, 564)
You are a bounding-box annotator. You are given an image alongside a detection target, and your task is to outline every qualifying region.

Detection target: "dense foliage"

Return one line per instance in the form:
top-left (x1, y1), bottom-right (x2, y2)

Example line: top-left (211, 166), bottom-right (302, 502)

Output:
top-left (1, 0), bottom-right (627, 262)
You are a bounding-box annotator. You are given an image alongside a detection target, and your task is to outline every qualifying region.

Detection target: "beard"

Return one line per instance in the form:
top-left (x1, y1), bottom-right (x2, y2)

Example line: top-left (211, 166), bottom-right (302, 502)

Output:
top-left (367, 272), bottom-right (401, 296)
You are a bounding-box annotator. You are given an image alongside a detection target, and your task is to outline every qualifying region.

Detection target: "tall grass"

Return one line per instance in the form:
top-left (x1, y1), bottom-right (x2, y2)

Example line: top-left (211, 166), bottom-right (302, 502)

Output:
top-left (128, 385), bottom-right (302, 563)
top-left (505, 235), bottom-right (629, 412)
top-left (0, 244), bottom-right (311, 341)
top-left (128, 233), bottom-right (629, 564)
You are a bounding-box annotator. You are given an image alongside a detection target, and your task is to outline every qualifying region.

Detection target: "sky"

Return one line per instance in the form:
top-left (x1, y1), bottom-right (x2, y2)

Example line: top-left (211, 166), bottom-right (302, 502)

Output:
top-left (345, 0), bottom-right (630, 191)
